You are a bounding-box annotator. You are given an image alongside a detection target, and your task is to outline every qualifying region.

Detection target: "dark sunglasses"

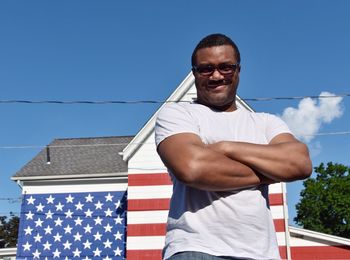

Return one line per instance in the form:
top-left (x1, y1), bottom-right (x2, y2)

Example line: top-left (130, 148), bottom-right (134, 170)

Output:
top-left (192, 63), bottom-right (239, 76)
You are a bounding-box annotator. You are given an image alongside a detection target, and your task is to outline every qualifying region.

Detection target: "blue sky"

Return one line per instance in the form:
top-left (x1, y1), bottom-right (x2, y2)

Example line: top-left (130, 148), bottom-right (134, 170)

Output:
top-left (1, 1), bottom-right (349, 226)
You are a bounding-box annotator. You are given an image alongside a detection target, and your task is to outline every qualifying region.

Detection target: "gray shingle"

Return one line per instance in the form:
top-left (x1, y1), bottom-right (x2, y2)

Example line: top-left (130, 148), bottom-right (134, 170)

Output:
top-left (13, 136), bottom-right (134, 178)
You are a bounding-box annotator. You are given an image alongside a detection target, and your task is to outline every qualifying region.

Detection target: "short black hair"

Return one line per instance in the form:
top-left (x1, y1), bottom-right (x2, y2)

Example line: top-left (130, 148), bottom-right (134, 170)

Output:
top-left (191, 33), bottom-right (241, 67)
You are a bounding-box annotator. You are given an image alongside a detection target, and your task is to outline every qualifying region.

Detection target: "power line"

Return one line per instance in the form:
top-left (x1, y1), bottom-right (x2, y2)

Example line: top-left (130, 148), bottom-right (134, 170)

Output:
top-left (0, 131), bottom-right (349, 150)
top-left (0, 93), bottom-right (348, 105)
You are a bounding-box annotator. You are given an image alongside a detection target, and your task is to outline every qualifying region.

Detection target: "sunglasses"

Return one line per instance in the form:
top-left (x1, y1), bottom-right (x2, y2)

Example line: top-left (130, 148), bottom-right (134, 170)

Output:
top-left (192, 63), bottom-right (239, 76)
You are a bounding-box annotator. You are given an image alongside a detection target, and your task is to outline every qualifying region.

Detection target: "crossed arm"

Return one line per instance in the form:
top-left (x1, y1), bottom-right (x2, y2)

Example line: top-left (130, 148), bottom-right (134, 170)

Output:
top-left (157, 132), bottom-right (312, 191)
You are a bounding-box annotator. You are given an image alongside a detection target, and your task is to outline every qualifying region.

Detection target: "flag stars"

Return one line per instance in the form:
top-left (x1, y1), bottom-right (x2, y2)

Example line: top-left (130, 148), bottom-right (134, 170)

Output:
top-left (75, 201), bottom-right (84, 210)
top-left (103, 239), bottom-right (112, 248)
top-left (94, 200), bottom-right (104, 209)
top-left (104, 208), bottom-right (113, 217)
top-left (114, 230), bottom-right (123, 240)
top-left (25, 211), bottom-right (34, 220)
top-left (84, 208), bottom-right (93, 218)
top-left (85, 194), bottom-right (94, 202)
top-left (64, 224), bottom-right (73, 234)
top-left (44, 225), bottom-right (53, 234)
top-left (34, 233), bottom-right (43, 242)
top-left (74, 216), bottom-right (83, 226)
top-left (24, 226), bottom-right (33, 235)
top-left (73, 232), bottom-right (82, 241)
top-left (114, 214), bottom-right (123, 225)
top-left (105, 193), bottom-right (114, 202)
top-left (55, 202), bottom-right (64, 211)
top-left (27, 195), bottom-right (36, 205)
top-left (65, 209), bottom-right (74, 218)
top-left (83, 224), bottom-right (93, 233)
top-left (32, 249), bottom-right (41, 259)
top-left (45, 210), bottom-right (54, 219)
top-left (114, 247), bottom-right (123, 256)
top-left (93, 231), bottom-right (102, 241)
top-left (52, 248), bottom-right (61, 258)
top-left (63, 240), bottom-right (72, 250)
top-left (43, 241), bottom-right (52, 250)
top-left (34, 218), bottom-right (44, 227)
top-left (94, 216), bottom-right (103, 225)
top-left (66, 194), bottom-right (74, 203)
top-left (103, 223), bottom-right (113, 233)
top-left (53, 232), bottom-right (62, 242)
top-left (72, 248), bottom-right (82, 257)
top-left (36, 203), bottom-right (45, 212)
top-left (93, 247), bottom-right (102, 257)
top-left (46, 195), bottom-right (55, 204)
top-left (54, 217), bottom-right (63, 226)
top-left (22, 241), bottom-right (32, 251)
top-left (115, 200), bottom-right (122, 209)
top-left (83, 239), bottom-right (92, 249)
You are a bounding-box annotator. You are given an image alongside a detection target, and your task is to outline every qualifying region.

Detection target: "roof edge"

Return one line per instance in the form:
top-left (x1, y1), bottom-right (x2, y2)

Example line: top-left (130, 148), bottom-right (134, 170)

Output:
top-left (11, 172), bottom-right (128, 181)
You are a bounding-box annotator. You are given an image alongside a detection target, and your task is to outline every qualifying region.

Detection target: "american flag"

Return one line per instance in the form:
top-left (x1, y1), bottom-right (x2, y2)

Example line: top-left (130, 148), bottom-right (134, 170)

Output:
top-left (16, 191), bottom-right (127, 260)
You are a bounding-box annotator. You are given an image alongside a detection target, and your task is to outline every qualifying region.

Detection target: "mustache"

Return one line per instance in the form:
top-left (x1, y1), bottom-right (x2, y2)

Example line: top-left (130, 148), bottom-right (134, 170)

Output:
top-left (207, 79), bottom-right (232, 86)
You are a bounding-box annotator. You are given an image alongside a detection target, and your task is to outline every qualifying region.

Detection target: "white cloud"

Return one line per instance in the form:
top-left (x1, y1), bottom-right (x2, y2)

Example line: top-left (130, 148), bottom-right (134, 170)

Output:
top-left (281, 92), bottom-right (344, 143)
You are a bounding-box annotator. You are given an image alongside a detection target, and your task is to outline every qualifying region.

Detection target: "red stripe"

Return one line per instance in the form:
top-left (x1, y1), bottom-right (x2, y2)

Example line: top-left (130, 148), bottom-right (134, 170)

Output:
top-left (128, 173), bottom-right (172, 186)
top-left (127, 249), bottom-right (162, 260)
top-left (269, 193), bottom-right (283, 205)
top-left (128, 223), bottom-right (167, 236)
top-left (127, 220), bottom-right (284, 237)
top-left (279, 246), bottom-right (287, 259)
top-left (291, 245), bottom-right (350, 259)
top-left (128, 198), bottom-right (170, 211)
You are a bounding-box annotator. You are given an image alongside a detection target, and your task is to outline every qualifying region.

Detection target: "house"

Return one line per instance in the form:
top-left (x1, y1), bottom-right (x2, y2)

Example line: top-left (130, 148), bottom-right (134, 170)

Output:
top-left (11, 72), bottom-right (350, 259)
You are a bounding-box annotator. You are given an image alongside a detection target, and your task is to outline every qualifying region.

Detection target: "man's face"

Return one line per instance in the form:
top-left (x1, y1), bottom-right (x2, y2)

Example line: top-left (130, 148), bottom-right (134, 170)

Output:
top-left (193, 45), bottom-right (240, 112)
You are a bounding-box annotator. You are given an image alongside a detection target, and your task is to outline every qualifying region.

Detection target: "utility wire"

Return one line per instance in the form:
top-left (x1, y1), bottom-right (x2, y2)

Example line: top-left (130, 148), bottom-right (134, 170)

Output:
top-left (0, 93), bottom-right (348, 105)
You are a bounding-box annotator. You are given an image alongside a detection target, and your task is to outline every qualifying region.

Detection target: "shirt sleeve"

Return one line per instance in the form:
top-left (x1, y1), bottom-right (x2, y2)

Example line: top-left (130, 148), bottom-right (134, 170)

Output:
top-left (265, 114), bottom-right (292, 143)
top-left (155, 103), bottom-right (200, 147)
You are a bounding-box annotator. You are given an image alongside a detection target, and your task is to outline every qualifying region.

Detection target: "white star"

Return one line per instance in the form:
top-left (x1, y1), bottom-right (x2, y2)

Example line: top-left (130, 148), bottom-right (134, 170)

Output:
top-left (94, 200), bottom-right (104, 209)
top-left (46, 195), bottom-right (55, 204)
top-left (36, 203), bottom-right (45, 212)
top-left (93, 231), bottom-right (102, 240)
top-left (94, 216), bottom-right (103, 225)
top-left (53, 232), bottom-right (62, 242)
top-left (43, 241), bottom-right (52, 250)
top-left (75, 201), bottom-right (84, 210)
top-left (45, 210), bottom-right (54, 219)
top-left (103, 256), bottom-right (112, 260)
top-left (55, 202), bottom-right (64, 211)
top-left (34, 233), bottom-right (42, 242)
top-left (85, 193), bottom-right (94, 202)
top-left (44, 225), bottom-right (53, 234)
top-left (84, 208), bottom-right (93, 218)
top-left (72, 248), bottom-right (81, 257)
top-left (105, 193), bottom-right (114, 202)
top-left (103, 223), bottom-right (113, 233)
top-left (93, 247), bottom-right (102, 257)
top-left (74, 232), bottom-right (82, 241)
top-left (66, 194), bottom-right (74, 203)
top-left (114, 247), bottom-right (123, 256)
top-left (22, 241), bottom-right (32, 251)
top-left (114, 200), bottom-right (122, 209)
top-left (64, 224), bottom-right (73, 234)
top-left (27, 195), bottom-right (36, 205)
top-left (65, 209), bottom-right (73, 218)
top-left (52, 248), bottom-right (61, 258)
top-left (83, 224), bottom-right (93, 233)
top-left (114, 230), bottom-right (123, 240)
top-left (103, 239), bottom-right (112, 248)
top-left (63, 240), bottom-right (72, 249)
top-left (82, 257), bottom-right (91, 260)
top-left (104, 208), bottom-right (113, 217)
top-left (32, 249), bottom-right (41, 259)
top-left (54, 217), bottom-right (63, 226)
top-left (25, 211), bottom-right (34, 220)
top-left (24, 226), bottom-right (33, 235)
top-left (83, 239), bottom-right (92, 249)
top-left (114, 214), bottom-right (123, 224)
top-left (74, 216), bottom-right (83, 226)
top-left (35, 218), bottom-right (44, 227)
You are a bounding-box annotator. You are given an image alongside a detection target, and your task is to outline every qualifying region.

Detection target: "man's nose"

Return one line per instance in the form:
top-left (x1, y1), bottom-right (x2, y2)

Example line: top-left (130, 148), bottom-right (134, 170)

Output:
top-left (210, 68), bottom-right (225, 79)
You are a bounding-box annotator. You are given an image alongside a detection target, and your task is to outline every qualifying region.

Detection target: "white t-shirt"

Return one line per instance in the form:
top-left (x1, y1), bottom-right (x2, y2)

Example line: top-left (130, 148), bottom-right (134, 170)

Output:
top-left (155, 102), bottom-right (291, 260)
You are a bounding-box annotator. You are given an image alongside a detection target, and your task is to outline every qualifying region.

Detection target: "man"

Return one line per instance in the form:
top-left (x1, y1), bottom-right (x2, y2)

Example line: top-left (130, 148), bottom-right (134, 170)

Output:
top-left (155, 33), bottom-right (312, 259)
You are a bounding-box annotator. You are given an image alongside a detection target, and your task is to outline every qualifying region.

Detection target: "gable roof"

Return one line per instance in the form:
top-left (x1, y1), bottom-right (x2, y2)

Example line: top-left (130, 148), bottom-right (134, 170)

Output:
top-left (12, 136), bottom-right (133, 180)
top-left (122, 71), bottom-right (253, 161)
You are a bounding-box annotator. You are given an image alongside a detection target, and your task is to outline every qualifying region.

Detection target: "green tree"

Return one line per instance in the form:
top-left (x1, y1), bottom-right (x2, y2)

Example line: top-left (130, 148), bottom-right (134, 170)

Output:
top-left (294, 162), bottom-right (350, 238)
top-left (0, 213), bottom-right (19, 248)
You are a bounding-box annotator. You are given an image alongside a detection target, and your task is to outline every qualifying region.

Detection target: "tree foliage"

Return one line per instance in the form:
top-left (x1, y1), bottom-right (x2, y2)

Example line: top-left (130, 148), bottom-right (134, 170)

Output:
top-left (294, 162), bottom-right (350, 238)
top-left (0, 213), bottom-right (19, 248)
